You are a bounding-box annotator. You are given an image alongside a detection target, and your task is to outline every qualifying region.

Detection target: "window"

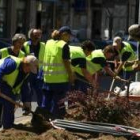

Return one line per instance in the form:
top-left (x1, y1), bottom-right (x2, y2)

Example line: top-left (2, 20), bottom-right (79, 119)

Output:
top-left (0, 0), bottom-right (7, 37)
top-left (16, 0), bottom-right (26, 34)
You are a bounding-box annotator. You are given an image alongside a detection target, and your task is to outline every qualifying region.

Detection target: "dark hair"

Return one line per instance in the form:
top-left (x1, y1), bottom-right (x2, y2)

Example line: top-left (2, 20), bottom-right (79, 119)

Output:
top-left (81, 40), bottom-right (96, 51)
top-left (103, 45), bottom-right (115, 54)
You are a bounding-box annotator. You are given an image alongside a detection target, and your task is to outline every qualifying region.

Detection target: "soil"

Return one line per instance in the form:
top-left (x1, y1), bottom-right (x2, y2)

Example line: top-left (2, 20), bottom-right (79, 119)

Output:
top-left (0, 113), bottom-right (140, 140)
top-left (0, 127), bottom-right (129, 140)
top-left (1, 95), bottom-right (140, 140)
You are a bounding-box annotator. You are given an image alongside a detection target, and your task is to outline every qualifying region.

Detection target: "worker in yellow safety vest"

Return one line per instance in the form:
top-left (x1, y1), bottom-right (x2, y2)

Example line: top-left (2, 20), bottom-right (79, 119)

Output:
top-left (0, 33), bottom-right (26, 59)
top-left (112, 36), bottom-right (137, 81)
top-left (43, 26), bottom-right (75, 118)
top-left (69, 40), bottom-right (97, 93)
top-left (21, 29), bottom-right (45, 114)
top-left (86, 45), bottom-right (122, 88)
top-left (0, 33), bottom-right (26, 128)
top-left (0, 55), bottom-right (38, 129)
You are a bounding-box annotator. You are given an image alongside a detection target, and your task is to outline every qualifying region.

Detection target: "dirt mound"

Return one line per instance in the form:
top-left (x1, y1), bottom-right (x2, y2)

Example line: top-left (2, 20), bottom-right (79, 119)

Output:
top-left (1, 91), bottom-right (140, 140)
top-left (0, 127), bottom-right (128, 140)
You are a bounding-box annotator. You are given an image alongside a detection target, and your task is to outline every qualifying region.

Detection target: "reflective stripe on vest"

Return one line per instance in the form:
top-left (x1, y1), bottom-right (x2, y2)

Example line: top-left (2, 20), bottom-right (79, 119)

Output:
top-left (86, 49), bottom-right (105, 75)
top-left (70, 46), bottom-right (86, 76)
top-left (43, 63), bottom-right (63, 67)
top-left (121, 42), bottom-right (137, 71)
top-left (43, 71), bottom-right (67, 75)
top-left (43, 39), bottom-right (68, 83)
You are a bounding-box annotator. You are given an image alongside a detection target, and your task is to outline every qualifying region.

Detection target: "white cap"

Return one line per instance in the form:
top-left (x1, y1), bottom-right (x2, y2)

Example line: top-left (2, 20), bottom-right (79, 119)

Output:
top-left (113, 36), bottom-right (122, 46)
top-left (25, 55), bottom-right (38, 74)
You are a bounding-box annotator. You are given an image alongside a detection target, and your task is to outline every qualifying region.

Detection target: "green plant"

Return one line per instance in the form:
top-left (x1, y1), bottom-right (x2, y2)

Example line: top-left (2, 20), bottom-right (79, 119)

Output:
top-left (65, 90), bottom-right (135, 125)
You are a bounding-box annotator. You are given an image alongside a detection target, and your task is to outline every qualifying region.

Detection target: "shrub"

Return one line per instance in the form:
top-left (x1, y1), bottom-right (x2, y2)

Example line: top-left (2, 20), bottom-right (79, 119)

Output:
top-left (65, 90), bottom-right (136, 125)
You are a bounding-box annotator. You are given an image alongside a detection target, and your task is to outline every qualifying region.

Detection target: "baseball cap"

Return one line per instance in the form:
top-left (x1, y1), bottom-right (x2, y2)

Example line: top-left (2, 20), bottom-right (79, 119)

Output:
top-left (59, 26), bottom-right (72, 35)
top-left (113, 36), bottom-right (122, 46)
top-left (25, 55), bottom-right (38, 74)
top-left (128, 24), bottom-right (140, 41)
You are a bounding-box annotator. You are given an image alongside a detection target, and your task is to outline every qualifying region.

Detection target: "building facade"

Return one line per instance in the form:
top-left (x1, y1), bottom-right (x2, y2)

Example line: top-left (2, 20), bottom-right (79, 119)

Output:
top-left (0, 0), bottom-right (37, 38)
top-left (0, 0), bottom-right (138, 41)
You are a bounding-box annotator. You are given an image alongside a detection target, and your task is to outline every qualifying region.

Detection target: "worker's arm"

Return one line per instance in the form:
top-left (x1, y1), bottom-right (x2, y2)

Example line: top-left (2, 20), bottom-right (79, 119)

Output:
top-left (115, 51), bottom-right (131, 74)
top-left (71, 57), bottom-right (93, 83)
top-left (104, 66), bottom-right (129, 83)
top-left (62, 44), bottom-right (75, 83)
top-left (81, 68), bottom-right (92, 83)
top-left (81, 62), bottom-right (97, 87)
top-left (104, 66), bottom-right (117, 78)
top-left (0, 57), bottom-right (16, 86)
top-left (115, 61), bottom-right (125, 74)
top-left (63, 59), bottom-right (75, 83)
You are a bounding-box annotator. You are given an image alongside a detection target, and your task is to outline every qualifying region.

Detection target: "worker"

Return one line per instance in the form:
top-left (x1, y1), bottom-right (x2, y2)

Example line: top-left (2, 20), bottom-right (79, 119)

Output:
top-left (128, 24), bottom-right (140, 41)
top-left (0, 55), bottom-right (38, 129)
top-left (70, 40), bottom-right (97, 93)
top-left (43, 26), bottom-right (75, 118)
top-left (22, 28), bottom-right (45, 112)
top-left (0, 33), bottom-right (26, 128)
top-left (86, 45), bottom-right (122, 87)
top-left (128, 24), bottom-right (140, 72)
top-left (0, 33), bottom-right (26, 59)
top-left (112, 36), bottom-right (137, 81)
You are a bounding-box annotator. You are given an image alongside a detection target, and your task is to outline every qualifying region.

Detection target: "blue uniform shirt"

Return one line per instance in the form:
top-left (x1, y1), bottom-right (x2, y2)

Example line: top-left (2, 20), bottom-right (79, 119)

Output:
top-left (0, 57), bottom-right (16, 80)
top-left (0, 57), bottom-right (27, 89)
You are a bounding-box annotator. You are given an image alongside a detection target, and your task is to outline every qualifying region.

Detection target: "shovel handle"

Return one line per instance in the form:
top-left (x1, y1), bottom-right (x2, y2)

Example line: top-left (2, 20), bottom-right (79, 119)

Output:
top-left (0, 92), bottom-right (24, 108)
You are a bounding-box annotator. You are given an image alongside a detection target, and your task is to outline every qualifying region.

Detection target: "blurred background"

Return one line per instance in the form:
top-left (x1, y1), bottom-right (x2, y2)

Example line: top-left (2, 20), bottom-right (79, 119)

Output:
top-left (0, 0), bottom-right (139, 46)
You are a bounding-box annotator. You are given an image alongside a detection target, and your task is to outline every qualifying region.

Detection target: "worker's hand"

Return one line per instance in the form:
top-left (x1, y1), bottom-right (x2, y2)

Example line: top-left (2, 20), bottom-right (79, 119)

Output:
top-left (68, 73), bottom-right (75, 84)
top-left (114, 69), bottom-right (118, 74)
top-left (114, 75), bottom-right (121, 81)
top-left (132, 60), bottom-right (139, 70)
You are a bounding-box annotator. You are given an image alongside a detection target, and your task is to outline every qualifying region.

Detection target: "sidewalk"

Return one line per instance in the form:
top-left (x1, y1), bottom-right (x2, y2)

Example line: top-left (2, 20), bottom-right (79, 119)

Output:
top-left (0, 102), bottom-right (37, 131)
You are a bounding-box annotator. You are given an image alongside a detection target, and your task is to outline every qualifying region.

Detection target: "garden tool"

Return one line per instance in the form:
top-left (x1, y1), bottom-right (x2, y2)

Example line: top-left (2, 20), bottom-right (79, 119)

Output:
top-left (0, 92), bottom-right (50, 129)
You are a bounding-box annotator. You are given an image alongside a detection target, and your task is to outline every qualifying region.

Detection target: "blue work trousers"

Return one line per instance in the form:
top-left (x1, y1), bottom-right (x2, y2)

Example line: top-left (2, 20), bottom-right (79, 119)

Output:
top-left (21, 73), bottom-right (44, 107)
top-left (0, 84), bottom-right (16, 129)
top-left (43, 90), bottom-right (67, 118)
top-left (42, 83), bottom-right (70, 118)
